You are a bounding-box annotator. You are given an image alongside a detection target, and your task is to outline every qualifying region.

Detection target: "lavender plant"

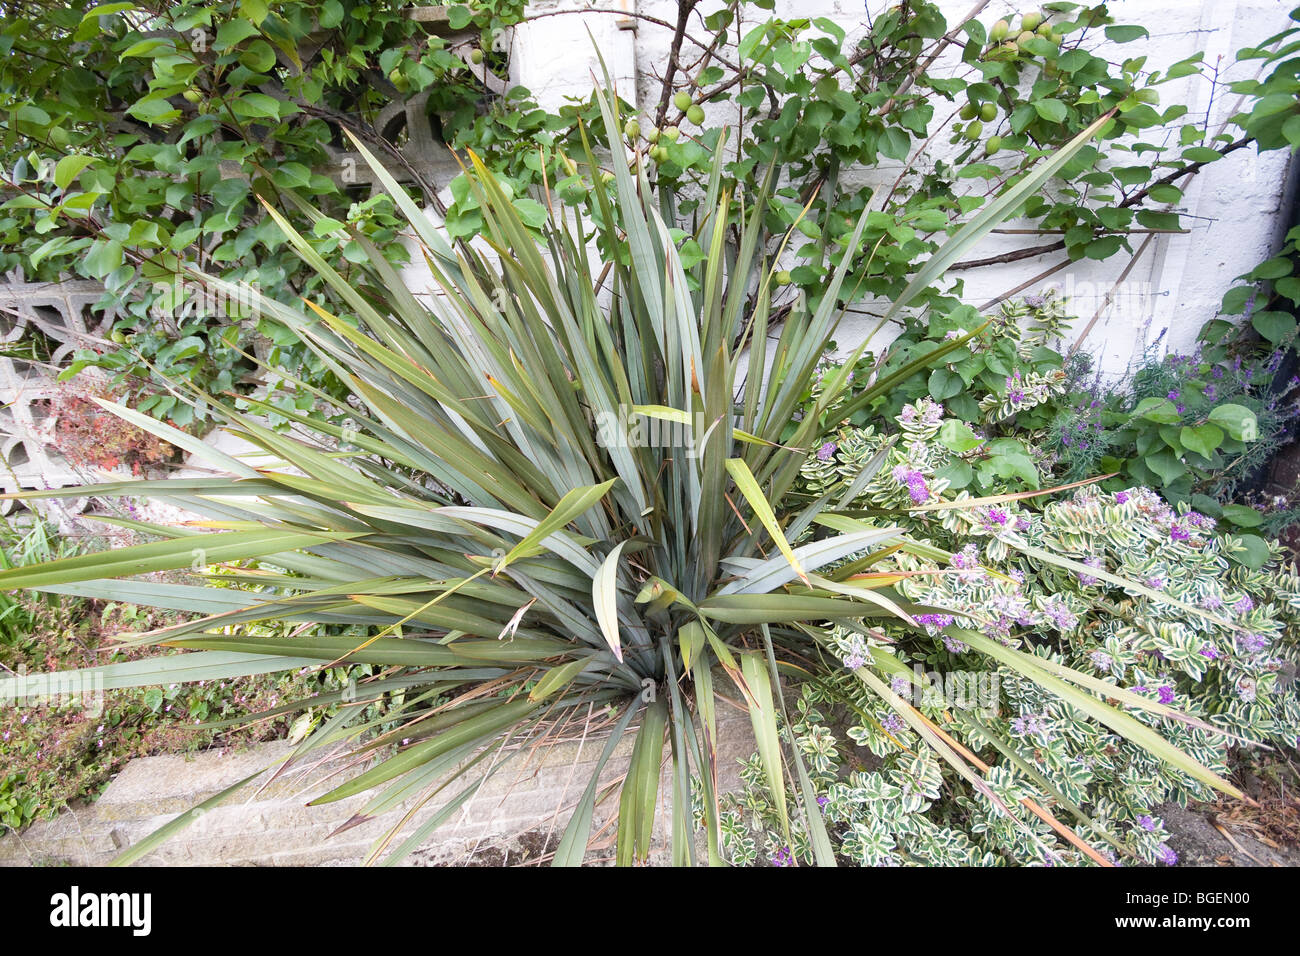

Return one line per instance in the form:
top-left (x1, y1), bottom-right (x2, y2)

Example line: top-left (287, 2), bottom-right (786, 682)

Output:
top-left (1046, 321), bottom-right (1300, 525)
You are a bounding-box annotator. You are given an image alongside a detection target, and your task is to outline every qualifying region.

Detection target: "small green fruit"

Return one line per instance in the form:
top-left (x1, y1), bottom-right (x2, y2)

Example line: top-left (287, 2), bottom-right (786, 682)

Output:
top-left (1021, 11), bottom-right (1043, 32)
top-left (964, 120), bottom-right (983, 141)
top-left (980, 102), bottom-right (997, 121)
top-left (470, 48), bottom-right (484, 64)
top-left (183, 88), bottom-right (202, 104)
top-left (960, 102), bottom-right (978, 121)
top-left (110, 329), bottom-right (128, 344)
top-left (650, 145), bottom-right (668, 164)
top-left (1036, 22), bottom-right (1052, 37)
top-left (774, 270), bottom-right (792, 287)
top-left (624, 118), bottom-right (641, 141)
top-left (686, 104), bottom-right (705, 126)
top-left (985, 135), bottom-right (1003, 155)
top-left (645, 125), bottom-right (660, 143)
top-left (1017, 31), bottom-right (1035, 45)
top-left (673, 90), bottom-right (693, 112)
top-left (600, 170), bottom-right (615, 185)
top-left (661, 126), bottom-right (680, 142)
top-left (990, 18), bottom-right (1010, 41)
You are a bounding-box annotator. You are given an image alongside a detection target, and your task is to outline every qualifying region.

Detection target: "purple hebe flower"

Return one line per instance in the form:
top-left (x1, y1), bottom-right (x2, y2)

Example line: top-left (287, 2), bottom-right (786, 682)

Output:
top-left (1237, 632), bottom-right (1268, 654)
top-left (772, 846), bottom-right (794, 867)
top-left (1157, 685), bottom-right (1175, 705)
top-left (1156, 845), bottom-right (1178, 866)
top-left (1011, 713), bottom-right (1051, 739)
top-left (1077, 555), bottom-right (1104, 586)
top-left (950, 544), bottom-right (980, 570)
top-left (892, 464), bottom-right (931, 504)
top-left (1137, 815), bottom-right (1157, 832)
top-left (1042, 596), bottom-right (1079, 631)
top-left (817, 441), bottom-right (837, 461)
top-left (915, 613), bottom-right (956, 629)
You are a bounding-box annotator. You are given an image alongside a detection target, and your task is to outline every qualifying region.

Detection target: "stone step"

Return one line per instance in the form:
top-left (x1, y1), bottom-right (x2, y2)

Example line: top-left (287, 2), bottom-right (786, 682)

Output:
top-left (0, 710), bottom-right (756, 866)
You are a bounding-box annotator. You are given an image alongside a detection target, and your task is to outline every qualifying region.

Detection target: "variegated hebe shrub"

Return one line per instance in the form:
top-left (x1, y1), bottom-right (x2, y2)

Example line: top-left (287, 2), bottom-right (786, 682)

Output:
top-left (720, 398), bottom-right (1300, 865)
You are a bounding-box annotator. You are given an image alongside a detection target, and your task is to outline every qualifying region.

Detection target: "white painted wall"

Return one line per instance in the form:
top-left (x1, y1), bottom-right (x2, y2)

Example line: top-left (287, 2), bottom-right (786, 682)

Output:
top-left (18, 2), bottom-right (1289, 516)
top-left (427, 0), bottom-right (1298, 379)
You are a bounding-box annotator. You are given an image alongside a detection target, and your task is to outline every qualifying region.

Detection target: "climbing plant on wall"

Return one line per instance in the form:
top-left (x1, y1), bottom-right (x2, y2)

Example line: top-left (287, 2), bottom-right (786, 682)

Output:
top-left (489, 0), bottom-right (1300, 336)
top-left (2, 1), bottom-right (1297, 424)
